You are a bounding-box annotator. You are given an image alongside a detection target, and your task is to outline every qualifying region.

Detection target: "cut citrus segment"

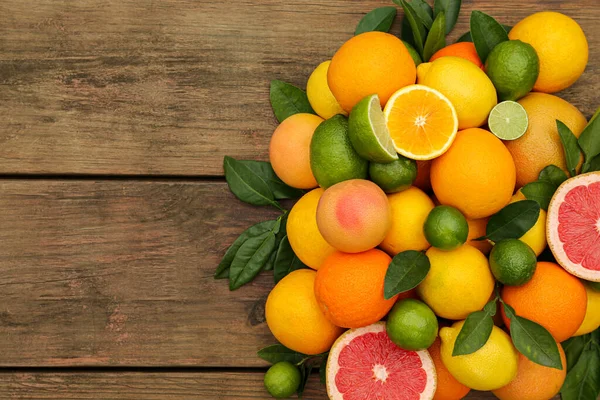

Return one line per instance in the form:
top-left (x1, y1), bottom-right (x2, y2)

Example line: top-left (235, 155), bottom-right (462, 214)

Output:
top-left (326, 322), bottom-right (436, 400)
top-left (348, 94), bottom-right (399, 163)
top-left (547, 172), bottom-right (600, 282)
top-left (384, 85), bottom-right (458, 160)
top-left (488, 101), bottom-right (529, 140)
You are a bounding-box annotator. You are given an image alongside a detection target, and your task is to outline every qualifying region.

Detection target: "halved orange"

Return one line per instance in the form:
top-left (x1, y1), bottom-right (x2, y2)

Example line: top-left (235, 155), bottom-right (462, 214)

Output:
top-left (384, 84), bottom-right (458, 160)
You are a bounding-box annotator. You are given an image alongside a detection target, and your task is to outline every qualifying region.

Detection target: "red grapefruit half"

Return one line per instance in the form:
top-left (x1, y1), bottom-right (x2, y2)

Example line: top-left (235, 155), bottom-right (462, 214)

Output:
top-left (326, 322), bottom-right (436, 400)
top-left (547, 172), bottom-right (600, 282)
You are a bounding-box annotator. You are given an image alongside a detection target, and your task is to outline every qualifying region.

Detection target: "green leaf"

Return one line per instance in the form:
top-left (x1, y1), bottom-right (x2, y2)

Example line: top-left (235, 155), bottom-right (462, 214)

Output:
top-left (238, 160), bottom-right (304, 200)
top-left (273, 236), bottom-right (309, 283)
top-left (401, 17), bottom-right (416, 47)
top-left (269, 80), bottom-right (315, 123)
top-left (503, 303), bottom-right (563, 369)
top-left (579, 107), bottom-right (600, 173)
top-left (538, 165), bottom-right (568, 188)
top-left (453, 298), bottom-right (497, 357)
top-left (469, 11), bottom-right (509, 62)
top-left (456, 24), bottom-right (511, 43)
top-left (384, 250), bottom-right (430, 300)
top-left (395, 0), bottom-right (427, 54)
top-left (521, 180), bottom-right (557, 211)
top-left (485, 200), bottom-right (540, 242)
top-left (223, 156), bottom-right (279, 208)
top-left (586, 154), bottom-right (600, 172)
top-left (263, 249), bottom-right (277, 271)
top-left (355, 6), bottom-right (397, 35)
top-left (562, 333), bottom-right (593, 371)
top-left (434, 0), bottom-right (461, 34)
top-left (557, 120), bottom-right (582, 177)
top-left (257, 344), bottom-right (307, 365)
top-left (297, 363), bottom-right (313, 398)
top-left (320, 353), bottom-right (328, 385)
top-left (561, 342), bottom-right (600, 400)
top-left (409, 0), bottom-right (434, 30)
top-left (229, 219), bottom-right (281, 290)
top-left (423, 12), bottom-right (446, 61)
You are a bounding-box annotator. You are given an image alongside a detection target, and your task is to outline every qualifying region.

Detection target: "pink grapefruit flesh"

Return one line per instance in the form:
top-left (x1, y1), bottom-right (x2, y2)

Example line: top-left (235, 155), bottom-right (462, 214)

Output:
top-left (326, 322), bottom-right (436, 400)
top-left (547, 172), bottom-right (600, 282)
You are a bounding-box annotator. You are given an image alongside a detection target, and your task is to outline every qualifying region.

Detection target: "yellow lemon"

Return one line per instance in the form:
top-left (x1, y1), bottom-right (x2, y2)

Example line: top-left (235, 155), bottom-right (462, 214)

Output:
top-left (306, 61), bottom-right (347, 119)
top-left (380, 187), bottom-right (434, 255)
top-left (418, 245), bottom-right (494, 320)
top-left (287, 189), bottom-right (336, 269)
top-left (440, 321), bottom-right (519, 391)
top-left (574, 283), bottom-right (600, 336)
top-left (510, 190), bottom-right (547, 256)
top-left (417, 57), bottom-right (497, 130)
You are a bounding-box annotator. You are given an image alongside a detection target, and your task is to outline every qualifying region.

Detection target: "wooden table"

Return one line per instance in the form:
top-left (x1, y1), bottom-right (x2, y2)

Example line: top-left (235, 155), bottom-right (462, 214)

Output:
top-left (0, 0), bottom-right (597, 398)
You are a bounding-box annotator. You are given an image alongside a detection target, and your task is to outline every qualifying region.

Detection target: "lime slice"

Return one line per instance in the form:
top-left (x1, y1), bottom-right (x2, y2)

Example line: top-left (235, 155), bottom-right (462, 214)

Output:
top-left (348, 94), bottom-right (399, 163)
top-left (488, 101), bottom-right (529, 140)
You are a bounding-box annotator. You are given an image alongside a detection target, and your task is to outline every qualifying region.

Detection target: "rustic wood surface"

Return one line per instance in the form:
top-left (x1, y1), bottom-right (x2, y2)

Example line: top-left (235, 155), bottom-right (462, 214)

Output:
top-left (0, 0), bottom-right (598, 398)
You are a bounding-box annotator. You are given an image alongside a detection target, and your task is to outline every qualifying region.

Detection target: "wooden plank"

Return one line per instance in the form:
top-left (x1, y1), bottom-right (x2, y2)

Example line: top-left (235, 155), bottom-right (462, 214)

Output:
top-left (0, 0), bottom-right (598, 176)
top-left (0, 180), bottom-right (283, 367)
top-left (0, 371), bottom-right (515, 399)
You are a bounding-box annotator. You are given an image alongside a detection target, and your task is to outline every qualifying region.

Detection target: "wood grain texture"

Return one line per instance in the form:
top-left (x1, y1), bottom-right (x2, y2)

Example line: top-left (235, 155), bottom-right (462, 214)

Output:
top-left (0, 372), bottom-right (518, 399)
top-left (0, 0), bottom-right (598, 176)
top-left (0, 180), bottom-right (283, 367)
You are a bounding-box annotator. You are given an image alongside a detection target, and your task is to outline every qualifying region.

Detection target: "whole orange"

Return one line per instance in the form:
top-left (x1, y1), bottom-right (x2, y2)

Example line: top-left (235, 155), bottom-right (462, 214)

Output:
top-left (501, 261), bottom-right (587, 342)
top-left (314, 249), bottom-right (397, 328)
top-left (506, 93), bottom-right (588, 187)
top-left (429, 42), bottom-right (483, 69)
top-left (269, 113), bottom-right (323, 189)
top-left (492, 341), bottom-right (567, 400)
top-left (429, 338), bottom-right (471, 400)
top-left (328, 31), bottom-right (416, 112)
top-left (431, 128), bottom-right (516, 219)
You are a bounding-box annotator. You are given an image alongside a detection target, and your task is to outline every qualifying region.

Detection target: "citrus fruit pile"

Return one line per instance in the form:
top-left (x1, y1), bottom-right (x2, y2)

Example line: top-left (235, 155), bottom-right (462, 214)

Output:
top-left (217, 2), bottom-right (600, 399)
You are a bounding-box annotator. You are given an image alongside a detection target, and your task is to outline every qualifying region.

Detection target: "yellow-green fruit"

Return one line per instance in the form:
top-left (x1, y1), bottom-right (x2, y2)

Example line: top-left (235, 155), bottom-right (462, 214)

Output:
top-left (287, 189), bottom-right (336, 270)
top-left (510, 190), bottom-right (547, 256)
top-left (380, 187), bottom-right (434, 255)
top-left (417, 57), bottom-right (497, 130)
top-left (307, 61), bottom-right (347, 119)
top-left (440, 321), bottom-right (519, 391)
top-left (574, 283), bottom-right (600, 336)
top-left (418, 245), bottom-right (494, 320)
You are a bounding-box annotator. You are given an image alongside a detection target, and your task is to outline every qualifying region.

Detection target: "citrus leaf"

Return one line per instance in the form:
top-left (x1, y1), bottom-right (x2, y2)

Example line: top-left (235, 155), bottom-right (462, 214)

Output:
top-left (453, 309), bottom-right (494, 356)
top-left (521, 180), bottom-right (556, 211)
top-left (384, 250), bottom-right (430, 300)
top-left (560, 336), bottom-right (600, 400)
top-left (395, 0), bottom-right (427, 54)
top-left (238, 160), bottom-right (304, 200)
top-left (579, 107), bottom-right (600, 173)
top-left (562, 333), bottom-right (593, 371)
top-left (469, 11), bottom-right (509, 62)
top-left (586, 154), bottom-right (600, 172)
top-left (223, 156), bottom-right (279, 208)
top-left (257, 344), bottom-right (307, 365)
top-left (355, 6), bottom-right (397, 35)
top-left (401, 17), bottom-right (416, 47)
top-left (269, 80), bottom-right (315, 123)
top-left (503, 303), bottom-right (563, 369)
top-left (274, 236), bottom-right (308, 283)
top-left (557, 120), bottom-right (582, 177)
top-left (423, 12), bottom-right (446, 61)
top-left (434, 0), bottom-right (461, 34)
top-left (455, 24), bottom-right (511, 43)
top-left (297, 363), bottom-right (313, 398)
top-left (409, 0), bottom-right (434, 30)
top-left (485, 200), bottom-right (540, 242)
top-left (538, 165), bottom-right (568, 188)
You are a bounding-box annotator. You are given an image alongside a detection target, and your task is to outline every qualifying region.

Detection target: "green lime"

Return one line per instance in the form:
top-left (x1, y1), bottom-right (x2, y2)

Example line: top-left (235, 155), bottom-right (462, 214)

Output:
top-left (485, 40), bottom-right (539, 101)
top-left (403, 40), bottom-right (422, 67)
top-left (488, 101), bottom-right (529, 140)
top-left (585, 280), bottom-right (600, 292)
top-left (264, 361), bottom-right (301, 399)
top-left (423, 205), bottom-right (469, 251)
top-left (348, 94), bottom-right (399, 163)
top-left (489, 239), bottom-right (537, 286)
top-left (386, 299), bottom-right (438, 351)
top-left (369, 156), bottom-right (417, 193)
top-left (310, 115), bottom-right (368, 188)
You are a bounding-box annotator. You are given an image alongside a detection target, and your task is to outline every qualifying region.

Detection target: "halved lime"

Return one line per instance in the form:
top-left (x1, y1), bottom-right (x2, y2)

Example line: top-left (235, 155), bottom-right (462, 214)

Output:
top-left (488, 101), bottom-right (529, 140)
top-left (348, 94), bottom-right (399, 163)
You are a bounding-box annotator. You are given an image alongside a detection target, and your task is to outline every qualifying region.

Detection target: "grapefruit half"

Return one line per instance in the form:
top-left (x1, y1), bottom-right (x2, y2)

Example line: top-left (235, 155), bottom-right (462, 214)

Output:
top-left (326, 322), bottom-right (436, 400)
top-left (547, 172), bottom-right (600, 282)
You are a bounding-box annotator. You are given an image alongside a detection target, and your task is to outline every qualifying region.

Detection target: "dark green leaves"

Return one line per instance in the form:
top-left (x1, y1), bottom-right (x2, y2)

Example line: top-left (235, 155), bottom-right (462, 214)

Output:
top-left (274, 236), bottom-right (308, 283)
top-left (484, 200), bottom-right (540, 242)
top-left (470, 11), bottom-right (509, 63)
top-left (453, 298), bottom-right (497, 356)
top-left (423, 12), bottom-right (446, 61)
top-left (258, 344), bottom-right (307, 365)
top-left (434, 0), bottom-right (461, 34)
top-left (355, 6), bottom-right (397, 35)
top-left (395, 0), bottom-right (427, 54)
top-left (456, 24), bottom-right (511, 43)
top-left (384, 251), bottom-right (430, 300)
top-left (557, 120), bottom-right (582, 177)
top-left (409, 0), bottom-right (434, 30)
top-left (223, 156), bottom-right (280, 209)
top-left (561, 329), bottom-right (600, 400)
top-left (240, 160), bottom-right (304, 200)
top-left (521, 181), bottom-right (556, 211)
top-left (270, 80), bottom-right (315, 123)
top-left (503, 303), bottom-right (563, 369)
top-left (579, 107), bottom-right (600, 173)
top-left (538, 165), bottom-right (568, 188)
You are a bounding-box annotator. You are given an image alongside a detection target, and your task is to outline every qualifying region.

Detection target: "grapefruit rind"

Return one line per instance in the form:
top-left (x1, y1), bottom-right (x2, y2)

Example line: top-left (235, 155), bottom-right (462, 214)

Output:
top-left (547, 172), bottom-right (600, 282)
top-left (325, 322), bottom-right (436, 400)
